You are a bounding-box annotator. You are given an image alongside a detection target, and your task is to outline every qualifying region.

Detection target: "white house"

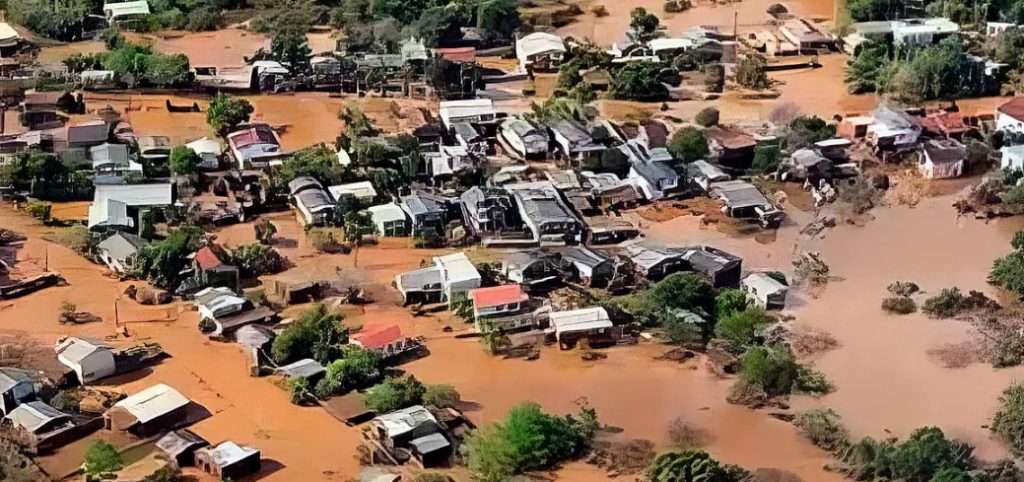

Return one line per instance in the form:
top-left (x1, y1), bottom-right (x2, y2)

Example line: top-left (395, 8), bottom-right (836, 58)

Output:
top-left (194, 287), bottom-right (247, 321)
top-left (988, 22), bottom-right (1017, 37)
top-left (89, 183), bottom-right (173, 230)
top-left (103, 0), bottom-right (150, 21)
top-left (0, 368), bottom-right (36, 415)
top-left (185, 137), bottom-right (224, 170)
top-left (106, 384), bottom-right (190, 436)
top-left (516, 32), bottom-right (566, 72)
top-left (55, 337), bottom-right (116, 385)
top-left (1002, 144), bottom-right (1024, 171)
top-left (5, 401), bottom-right (72, 436)
top-left (328, 181), bottom-right (378, 203)
top-left (439, 99), bottom-right (496, 129)
top-left (550, 307), bottom-right (613, 349)
top-left (435, 252), bottom-right (482, 302)
top-left (997, 97), bottom-right (1024, 133)
top-left (741, 273), bottom-right (788, 310)
top-left (365, 203), bottom-right (410, 237)
top-left (96, 231), bottom-right (147, 274)
top-left (499, 118), bottom-right (549, 159)
top-left (918, 139), bottom-right (966, 179)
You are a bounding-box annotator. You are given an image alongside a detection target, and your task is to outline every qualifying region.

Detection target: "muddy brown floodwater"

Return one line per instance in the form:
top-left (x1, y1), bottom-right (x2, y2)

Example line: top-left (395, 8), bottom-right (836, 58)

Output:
top-left (646, 191), bottom-right (1024, 463)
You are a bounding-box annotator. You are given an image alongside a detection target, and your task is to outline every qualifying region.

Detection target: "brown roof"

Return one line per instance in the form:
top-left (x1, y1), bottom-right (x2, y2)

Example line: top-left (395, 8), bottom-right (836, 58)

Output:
top-left (998, 97), bottom-right (1024, 122)
top-left (919, 112), bottom-right (968, 136)
top-left (641, 120), bottom-right (669, 148)
top-left (704, 126), bottom-right (756, 150)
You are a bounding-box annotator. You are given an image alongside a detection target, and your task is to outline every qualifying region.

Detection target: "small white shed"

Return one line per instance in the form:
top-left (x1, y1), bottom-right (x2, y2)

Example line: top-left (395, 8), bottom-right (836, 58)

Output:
top-left (55, 337), bottom-right (117, 385)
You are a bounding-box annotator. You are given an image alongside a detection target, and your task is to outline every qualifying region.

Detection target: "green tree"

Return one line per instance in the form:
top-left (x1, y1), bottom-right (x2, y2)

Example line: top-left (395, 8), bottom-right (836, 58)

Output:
top-left (131, 226), bottom-right (205, 289)
top-left (992, 382), bottom-right (1024, 453)
top-left (465, 402), bottom-right (597, 482)
top-left (667, 127), bottom-right (708, 163)
top-left (477, 0), bottom-right (520, 41)
top-left (735, 54), bottom-right (770, 90)
top-left (694, 107), bottom-right (720, 127)
top-left (847, 0), bottom-right (905, 21)
top-left (83, 440), bottom-right (123, 479)
top-left (271, 303), bottom-right (349, 364)
top-left (714, 289), bottom-right (749, 319)
top-left (794, 409), bottom-right (850, 452)
top-left (364, 376), bottom-right (427, 412)
top-left (647, 450), bottom-right (751, 482)
top-left (991, 237), bottom-right (1024, 294)
top-left (714, 308), bottom-right (774, 351)
top-left (186, 7), bottom-right (225, 31)
top-left (206, 93), bottom-right (254, 136)
top-left (271, 30), bottom-right (312, 72)
top-left (609, 63), bottom-right (671, 101)
top-left (145, 53), bottom-right (190, 87)
top-left (845, 42), bottom-right (896, 94)
top-left (788, 116), bottom-right (837, 147)
top-left (994, 27), bottom-right (1024, 68)
top-left (423, 384), bottom-right (461, 408)
top-left (738, 345), bottom-right (800, 397)
top-left (228, 244), bottom-right (288, 278)
top-left (169, 146), bottom-right (201, 176)
top-left (887, 37), bottom-right (984, 102)
top-left (751, 145), bottom-right (781, 173)
top-left (628, 7), bottom-right (663, 43)
top-left (314, 346), bottom-right (385, 397)
top-left (929, 467), bottom-right (974, 482)
top-left (344, 211), bottom-right (377, 243)
top-left (414, 6), bottom-right (465, 47)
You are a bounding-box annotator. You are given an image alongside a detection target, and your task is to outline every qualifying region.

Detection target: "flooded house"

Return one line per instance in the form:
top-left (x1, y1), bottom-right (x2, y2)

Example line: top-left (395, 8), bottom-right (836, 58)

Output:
top-left (55, 337), bottom-right (116, 385)
top-left (842, 18), bottom-right (958, 55)
top-left (1001, 144), bottom-right (1024, 171)
top-left (88, 182), bottom-right (173, 232)
top-left (366, 203), bottom-right (410, 237)
top-left (96, 231), bottom-right (147, 274)
top-left (105, 383), bottom-right (191, 437)
top-left (867, 105), bottom-right (922, 149)
top-left (500, 117), bottom-right (549, 160)
top-left (20, 91), bottom-right (75, 130)
top-left (90, 142), bottom-right (142, 179)
top-left (328, 181), bottom-right (378, 205)
top-left (400, 192), bottom-right (450, 237)
top-left (583, 216), bottom-right (640, 245)
top-left (185, 137), bottom-right (224, 170)
top-left (550, 307), bottom-right (614, 349)
top-left (581, 172), bottom-right (642, 211)
top-left (395, 252), bottom-right (481, 306)
top-left (289, 176), bottom-right (334, 226)
top-left (156, 429), bottom-right (208, 467)
top-left (4, 401), bottom-right (78, 453)
top-left (624, 245), bottom-right (687, 281)
top-left (918, 139), bottom-right (967, 179)
top-left (137, 135), bottom-right (171, 165)
top-left (779, 17), bottom-right (836, 51)
top-left (498, 251), bottom-right (560, 287)
top-left (366, 405), bottom-right (451, 468)
top-left (708, 180), bottom-right (784, 228)
top-left (687, 160), bottom-right (730, 192)
top-left (103, 0), bottom-right (151, 24)
top-left (516, 32), bottom-right (566, 72)
top-left (468, 284), bottom-right (535, 333)
top-left (439, 99), bottom-right (497, 131)
top-left (506, 182), bottom-right (582, 245)
top-left (550, 246), bottom-right (614, 287)
top-left (741, 272), bottom-right (788, 310)
top-left (450, 122), bottom-right (487, 157)
top-left (226, 124), bottom-right (285, 169)
top-left (195, 287), bottom-right (248, 322)
top-left (918, 112), bottom-right (970, 139)
top-left (195, 441), bottom-right (261, 480)
top-left (548, 119), bottom-right (606, 166)
top-left (780, 148), bottom-right (832, 182)
top-left (705, 126), bottom-right (757, 169)
top-left (0, 368), bottom-right (36, 415)
top-left (624, 143), bottom-right (679, 201)
top-left (678, 246), bottom-right (743, 288)
top-left (191, 246), bottom-right (240, 292)
top-left (275, 359), bottom-right (326, 383)
top-left (997, 96), bottom-right (1024, 133)
top-left (350, 325), bottom-right (425, 360)
top-left (63, 119), bottom-right (110, 166)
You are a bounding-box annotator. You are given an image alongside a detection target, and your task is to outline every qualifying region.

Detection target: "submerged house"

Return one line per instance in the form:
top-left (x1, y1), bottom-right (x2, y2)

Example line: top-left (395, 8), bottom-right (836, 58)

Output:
top-left (741, 272), bottom-right (788, 310)
top-left (687, 160), bottom-right (730, 191)
top-left (96, 231), bottom-right (147, 274)
top-left (507, 182), bottom-right (581, 245)
top-left (366, 203), bottom-right (410, 237)
top-left (500, 118), bottom-right (549, 160)
top-left (395, 252), bottom-right (481, 305)
top-left (550, 307), bottom-right (614, 349)
top-left (88, 183), bottom-right (173, 232)
top-left (4, 401), bottom-right (75, 452)
top-left (678, 246), bottom-right (743, 287)
top-left (0, 368), bottom-right (36, 416)
top-left (624, 245), bottom-right (687, 281)
top-left (548, 119), bottom-right (606, 166)
top-left (708, 180), bottom-right (784, 228)
top-left (226, 124), bottom-right (284, 169)
top-left (498, 251), bottom-right (560, 287)
top-left (400, 192), bottom-right (449, 237)
top-left (867, 105), bottom-right (921, 149)
top-left (90, 143), bottom-right (142, 179)
top-left (55, 337), bottom-right (116, 385)
top-left (105, 384), bottom-right (191, 437)
top-left (516, 32), bottom-right (566, 72)
top-left (289, 176), bottom-right (334, 226)
top-left (705, 126), bottom-right (757, 169)
top-left (549, 246), bottom-right (614, 287)
top-left (918, 139), bottom-right (967, 179)
top-left (468, 284), bottom-right (534, 333)
top-left (369, 405), bottom-right (451, 467)
top-left (195, 441), bottom-right (261, 480)
top-left (156, 430), bottom-right (209, 468)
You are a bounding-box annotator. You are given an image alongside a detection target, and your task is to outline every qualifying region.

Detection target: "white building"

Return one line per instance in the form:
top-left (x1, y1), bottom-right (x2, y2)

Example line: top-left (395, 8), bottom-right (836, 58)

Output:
top-left (96, 231), bottom-right (147, 274)
top-left (439, 99), bottom-right (496, 129)
top-left (194, 287), bottom-right (247, 321)
top-left (500, 118), bottom-right (549, 159)
top-left (88, 183), bottom-right (173, 230)
top-left (434, 252), bottom-right (482, 302)
top-left (1002, 144), bottom-right (1024, 171)
top-left (516, 32), bottom-right (566, 72)
top-left (328, 181), bottom-right (378, 203)
top-left (741, 273), bottom-right (788, 310)
top-left (55, 337), bottom-right (116, 385)
top-left (550, 307), bottom-right (613, 349)
top-left (185, 137), bottom-right (224, 170)
top-left (365, 203), bottom-right (410, 237)
top-left (998, 97), bottom-right (1024, 133)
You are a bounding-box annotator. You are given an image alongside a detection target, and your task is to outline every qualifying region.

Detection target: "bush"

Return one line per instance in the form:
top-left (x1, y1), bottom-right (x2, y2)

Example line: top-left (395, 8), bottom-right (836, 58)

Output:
top-left (609, 63), bottom-right (671, 101)
top-left (308, 227), bottom-right (346, 253)
top-left (751, 144), bottom-right (781, 173)
top-left (735, 54), bottom-right (769, 90)
top-left (186, 7), bottom-right (224, 31)
top-left (694, 107), bottom-right (720, 127)
top-left (314, 346), bottom-right (384, 398)
top-left (647, 451), bottom-right (750, 482)
top-left (992, 382), bottom-right (1024, 454)
top-left (738, 345), bottom-right (799, 397)
top-left (667, 127), bottom-right (708, 163)
top-left (794, 409), bottom-right (849, 452)
top-left (411, 473), bottom-right (452, 482)
top-left (881, 296), bottom-right (917, 314)
top-left (423, 384), bottom-right (461, 408)
top-left (206, 93), bottom-right (254, 136)
top-left (667, 418), bottom-right (708, 449)
top-left (229, 244), bottom-right (288, 278)
top-left (289, 377), bottom-right (316, 405)
top-left (26, 201), bottom-right (51, 222)
top-left (197, 318), bottom-right (216, 333)
top-left (921, 287), bottom-right (999, 319)
top-left (271, 304), bottom-right (348, 365)
top-left (715, 289), bottom-right (750, 319)
top-left (796, 366), bottom-right (834, 395)
top-left (364, 376), bottom-right (426, 413)
top-left (465, 402), bottom-right (598, 481)
top-left (591, 4), bottom-right (609, 16)
top-left (714, 308), bottom-right (774, 352)
top-left (992, 249), bottom-right (1024, 295)
top-left (836, 426), bottom-right (974, 481)
top-left (83, 440), bottom-right (123, 479)
top-left (887, 281), bottom-right (920, 297)
top-left (169, 146), bottom-right (201, 176)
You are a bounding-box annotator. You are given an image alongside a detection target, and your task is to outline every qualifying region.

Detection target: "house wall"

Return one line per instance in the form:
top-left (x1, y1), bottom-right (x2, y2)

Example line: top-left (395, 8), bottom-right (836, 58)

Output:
top-left (997, 112), bottom-right (1024, 133)
top-left (78, 351), bottom-right (116, 384)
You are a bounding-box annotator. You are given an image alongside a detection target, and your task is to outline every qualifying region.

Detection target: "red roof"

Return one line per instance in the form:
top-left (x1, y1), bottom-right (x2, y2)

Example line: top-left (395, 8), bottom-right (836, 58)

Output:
top-left (352, 325), bottom-right (402, 349)
top-left (998, 97), bottom-right (1024, 123)
top-left (194, 246), bottom-right (225, 270)
top-left (228, 124), bottom-right (279, 149)
top-left (470, 284), bottom-right (528, 309)
top-left (436, 47), bottom-right (476, 64)
top-left (919, 112), bottom-right (968, 136)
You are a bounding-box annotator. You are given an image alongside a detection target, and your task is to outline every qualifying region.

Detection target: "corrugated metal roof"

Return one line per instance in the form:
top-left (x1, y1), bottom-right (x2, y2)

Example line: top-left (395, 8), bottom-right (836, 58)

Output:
top-left (434, 252), bottom-right (481, 284)
top-left (112, 383), bottom-right (190, 424)
top-left (5, 401), bottom-right (69, 433)
top-left (55, 337), bottom-right (111, 365)
top-left (550, 307), bottom-right (612, 332)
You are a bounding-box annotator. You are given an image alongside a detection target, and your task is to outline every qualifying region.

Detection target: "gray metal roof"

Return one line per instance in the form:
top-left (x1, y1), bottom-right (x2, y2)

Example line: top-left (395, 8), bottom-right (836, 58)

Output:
top-left (553, 246), bottom-right (609, 268)
top-left (631, 159), bottom-right (678, 183)
top-left (409, 432), bottom-right (450, 455)
top-left (296, 189), bottom-right (334, 211)
top-left (288, 176), bottom-right (324, 196)
top-left (400, 193), bottom-right (446, 216)
top-left (97, 231), bottom-right (148, 261)
top-left (0, 368), bottom-right (32, 393)
top-left (709, 180), bottom-right (772, 209)
top-left (156, 429), bottom-right (209, 457)
top-left (275, 359), bottom-right (326, 379)
top-left (5, 401), bottom-right (68, 433)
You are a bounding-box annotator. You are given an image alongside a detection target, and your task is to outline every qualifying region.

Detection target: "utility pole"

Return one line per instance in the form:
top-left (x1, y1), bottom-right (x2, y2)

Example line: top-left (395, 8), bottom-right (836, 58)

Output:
top-left (733, 11), bottom-right (739, 39)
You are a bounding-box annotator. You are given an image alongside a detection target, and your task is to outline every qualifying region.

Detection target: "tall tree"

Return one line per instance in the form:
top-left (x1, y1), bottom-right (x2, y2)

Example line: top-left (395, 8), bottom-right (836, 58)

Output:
top-left (206, 93), bottom-right (254, 136)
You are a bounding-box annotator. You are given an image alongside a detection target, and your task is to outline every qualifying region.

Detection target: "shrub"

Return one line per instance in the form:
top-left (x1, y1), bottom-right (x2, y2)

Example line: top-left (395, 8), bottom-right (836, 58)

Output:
top-left (591, 4), bottom-right (609, 16)
top-left (423, 384), bottom-right (461, 408)
top-left (714, 308), bottom-right (774, 352)
top-left (921, 288), bottom-right (999, 319)
top-left (735, 54), bottom-right (769, 90)
top-left (992, 249), bottom-right (1024, 295)
top-left (206, 93), bottom-right (254, 136)
top-left (83, 440), bottom-right (123, 479)
top-left (795, 366), bottom-right (834, 395)
top-left (794, 409), bottom-right (849, 452)
top-left (887, 281), bottom-right (920, 297)
top-left (314, 346), bottom-right (384, 398)
top-left (289, 377), bottom-right (315, 405)
top-left (229, 244), bottom-right (288, 278)
top-left (667, 127), bottom-right (708, 163)
top-left (364, 376), bottom-right (426, 413)
top-left (186, 7), bottom-right (224, 31)
top-left (881, 296), bottom-right (916, 314)
top-left (197, 318), bottom-right (216, 333)
top-left (169, 146), bottom-right (201, 176)
top-left (667, 418), bottom-right (708, 449)
top-left (647, 451), bottom-right (750, 482)
top-left (465, 402), bottom-right (598, 481)
top-left (308, 227), bottom-right (345, 253)
top-left (694, 107), bottom-right (720, 127)
top-left (26, 201), bottom-right (51, 222)
top-left (751, 144), bottom-right (781, 173)
top-left (271, 304), bottom-right (348, 365)
top-left (411, 473), bottom-right (452, 482)
top-left (738, 345), bottom-right (799, 397)
top-left (992, 382), bottom-right (1024, 454)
